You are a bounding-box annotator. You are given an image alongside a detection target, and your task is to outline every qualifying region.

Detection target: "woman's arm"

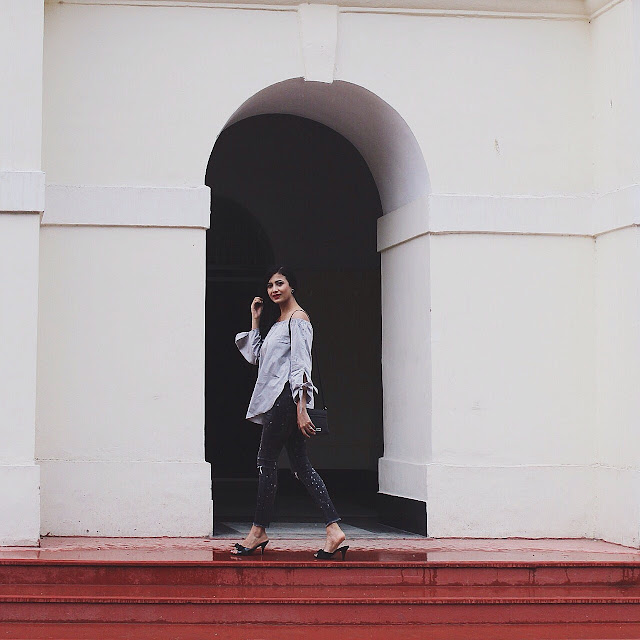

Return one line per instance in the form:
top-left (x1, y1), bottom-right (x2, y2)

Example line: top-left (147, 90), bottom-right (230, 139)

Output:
top-left (234, 297), bottom-right (264, 365)
top-left (251, 297), bottom-right (262, 330)
top-left (297, 372), bottom-right (316, 438)
top-left (289, 310), bottom-right (316, 438)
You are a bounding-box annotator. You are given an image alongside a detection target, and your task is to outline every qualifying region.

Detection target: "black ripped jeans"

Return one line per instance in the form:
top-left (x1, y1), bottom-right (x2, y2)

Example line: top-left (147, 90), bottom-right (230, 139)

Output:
top-left (253, 383), bottom-right (340, 528)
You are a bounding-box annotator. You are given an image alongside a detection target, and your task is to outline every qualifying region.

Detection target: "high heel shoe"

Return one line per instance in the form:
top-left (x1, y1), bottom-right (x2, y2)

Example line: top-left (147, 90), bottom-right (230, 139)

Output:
top-left (314, 545), bottom-right (349, 560)
top-left (232, 540), bottom-right (269, 556)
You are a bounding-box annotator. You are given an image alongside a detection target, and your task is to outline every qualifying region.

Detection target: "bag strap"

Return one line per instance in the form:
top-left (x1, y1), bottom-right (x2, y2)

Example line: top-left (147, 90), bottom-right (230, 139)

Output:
top-left (288, 310), bottom-right (326, 409)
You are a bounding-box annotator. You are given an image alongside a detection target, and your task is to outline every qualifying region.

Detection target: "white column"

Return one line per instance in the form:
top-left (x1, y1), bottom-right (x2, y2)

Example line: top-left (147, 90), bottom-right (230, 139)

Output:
top-left (592, 0), bottom-right (640, 547)
top-left (36, 187), bottom-right (212, 537)
top-left (0, 0), bottom-right (44, 545)
top-left (376, 198), bottom-right (432, 504)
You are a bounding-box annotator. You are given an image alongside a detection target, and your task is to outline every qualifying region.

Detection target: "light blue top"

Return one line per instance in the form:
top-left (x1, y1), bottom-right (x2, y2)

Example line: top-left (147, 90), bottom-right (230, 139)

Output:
top-left (235, 318), bottom-right (317, 424)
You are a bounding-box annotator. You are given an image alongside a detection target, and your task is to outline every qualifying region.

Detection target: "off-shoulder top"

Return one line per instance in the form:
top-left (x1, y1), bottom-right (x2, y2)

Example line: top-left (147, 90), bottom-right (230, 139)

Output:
top-left (235, 318), bottom-right (317, 425)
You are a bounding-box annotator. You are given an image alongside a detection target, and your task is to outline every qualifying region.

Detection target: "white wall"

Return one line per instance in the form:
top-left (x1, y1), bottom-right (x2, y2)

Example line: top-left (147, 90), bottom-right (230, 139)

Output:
top-left (591, 0), bottom-right (640, 546)
top-left (595, 228), bottom-right (640, 546)
top-left (36, 225), bottom-right (212, 535)
top-left (336, 12), bottom-right (592, 196)
top-left (38, 2), bottom-right (599, 211)
top-left (428, 233), bottom-right (596, 537)
top-left (0, 214), bottom-right (41, 545)
top-left (38, 0), bottom-right (635, 541)
top-left (0, 0), bottom-right (44, 546)
top-left (43, 2), bottom-right (303, 187)
top-left (36, 227), bottom-right (207, 463)
top-left (43, 3), bottom-right (592, 196)
top-left (0, 0), bottom-right (43, 170)
top-left (591, 0), bottom-right (640, 194)
top-left (378, 232), bottom-right (432, 501)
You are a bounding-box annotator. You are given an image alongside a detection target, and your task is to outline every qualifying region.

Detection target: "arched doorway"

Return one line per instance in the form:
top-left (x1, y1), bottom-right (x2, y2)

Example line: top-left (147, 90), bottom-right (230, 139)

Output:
top-left (205, 113), bottom-right (383, 530)
top-left (206, 79), bottom-right (432, 535)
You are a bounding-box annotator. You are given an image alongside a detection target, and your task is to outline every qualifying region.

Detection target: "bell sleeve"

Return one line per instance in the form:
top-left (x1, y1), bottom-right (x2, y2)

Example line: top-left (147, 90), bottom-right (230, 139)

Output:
top-left (289, 320), bottom-right (317, 404)
top-left (235, 328), bottom-right (262, 365)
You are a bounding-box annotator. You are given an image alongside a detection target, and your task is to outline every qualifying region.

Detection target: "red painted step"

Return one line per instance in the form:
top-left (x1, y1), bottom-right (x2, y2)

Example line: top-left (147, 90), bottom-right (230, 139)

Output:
top-left (4, 583), bottom-right (640, 601)
top-left (3, 561), bottom-right (640, 625)
top-left (3, 623), bottom-right (640, 640)
top-left (3, 540), bottom-right (640, 635)
top-left (3, 601), bottom-right (640, 625)
top-left (2, 559), bottom-right (640, 587)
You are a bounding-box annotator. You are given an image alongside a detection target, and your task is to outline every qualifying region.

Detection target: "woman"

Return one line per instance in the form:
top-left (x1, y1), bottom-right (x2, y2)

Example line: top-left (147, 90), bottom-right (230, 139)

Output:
top-left (232, 266), bottom-right (348, 560)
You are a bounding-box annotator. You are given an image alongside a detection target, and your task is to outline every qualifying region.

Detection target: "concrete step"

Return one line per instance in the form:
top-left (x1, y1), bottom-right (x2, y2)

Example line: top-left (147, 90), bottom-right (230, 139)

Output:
top-left (2, 558), bottom-right (640, 587)
top-left (0, 623), bottom-right (640, 640)
top-left (3, 622), bottom-right (640, 640)
top-left (4, 542), bottom-right (640, 630)
top-left (4, 583), bottom-right (640, 601)
top-left (3, 584), bottom-right (640, 624)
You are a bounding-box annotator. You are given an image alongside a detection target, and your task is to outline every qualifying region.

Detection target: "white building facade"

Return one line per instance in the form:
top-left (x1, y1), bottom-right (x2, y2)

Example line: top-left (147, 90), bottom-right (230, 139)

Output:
top-left (1, 0), bottom-right (639, 546)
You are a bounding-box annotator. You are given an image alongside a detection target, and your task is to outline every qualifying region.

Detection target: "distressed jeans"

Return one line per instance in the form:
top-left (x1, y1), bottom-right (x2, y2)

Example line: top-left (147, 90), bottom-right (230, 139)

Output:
top-left (253, 383), bottom-right (340, 528)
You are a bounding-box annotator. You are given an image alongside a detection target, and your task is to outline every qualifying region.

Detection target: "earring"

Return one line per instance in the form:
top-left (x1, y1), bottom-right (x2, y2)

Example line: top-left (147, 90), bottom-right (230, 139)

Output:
top-left (291, 289), bottom-right (295, 293)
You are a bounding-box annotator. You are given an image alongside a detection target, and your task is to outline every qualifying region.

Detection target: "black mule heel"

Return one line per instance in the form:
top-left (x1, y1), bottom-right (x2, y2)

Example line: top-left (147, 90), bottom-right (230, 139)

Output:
top-left (314, 545), bottom-right (349, 560)
top-left (233, 540), bottom-right (269, 556)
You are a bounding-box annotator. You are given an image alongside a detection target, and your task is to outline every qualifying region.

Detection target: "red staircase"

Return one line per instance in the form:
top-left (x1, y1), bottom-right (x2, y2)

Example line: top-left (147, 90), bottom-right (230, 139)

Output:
top-left (2, 546), bottom-right (640, 638)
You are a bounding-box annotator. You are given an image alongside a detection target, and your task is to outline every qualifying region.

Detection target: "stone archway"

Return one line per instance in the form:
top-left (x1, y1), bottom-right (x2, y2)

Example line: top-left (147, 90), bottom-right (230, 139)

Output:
top-left (209, 79), bottom-right (432, 532)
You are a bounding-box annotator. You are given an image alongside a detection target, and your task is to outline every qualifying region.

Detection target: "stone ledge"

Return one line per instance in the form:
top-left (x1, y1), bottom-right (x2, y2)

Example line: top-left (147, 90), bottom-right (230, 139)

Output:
top-left (0, 171), bottom-right (45, 214)
top-left (377, 187), bottom-right (640, 251)
top-left (42, 185), bottom-right (211, 228)
top-left (48, 0), bottom-right (609, 21)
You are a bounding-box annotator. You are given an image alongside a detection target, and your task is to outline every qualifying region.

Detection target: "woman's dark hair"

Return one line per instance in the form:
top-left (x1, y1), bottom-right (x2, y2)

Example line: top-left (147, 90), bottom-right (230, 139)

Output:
top-left (258, 265), bottom-right (298, 339)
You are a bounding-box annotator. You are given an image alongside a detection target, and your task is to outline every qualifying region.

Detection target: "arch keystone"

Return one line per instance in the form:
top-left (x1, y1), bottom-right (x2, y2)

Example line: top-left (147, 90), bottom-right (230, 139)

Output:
top-left (298, 4), bottom-right (338, 83)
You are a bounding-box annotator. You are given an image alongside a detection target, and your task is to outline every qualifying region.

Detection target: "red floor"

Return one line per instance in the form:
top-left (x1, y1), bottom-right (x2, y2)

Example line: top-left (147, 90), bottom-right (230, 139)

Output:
top-left (1, 536), bottom-right (638, 563)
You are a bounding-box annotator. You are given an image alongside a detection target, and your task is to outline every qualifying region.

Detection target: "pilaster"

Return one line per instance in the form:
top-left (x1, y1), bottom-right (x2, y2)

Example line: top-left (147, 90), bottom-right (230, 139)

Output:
top-left (0, 0), bottom-right (45, 545)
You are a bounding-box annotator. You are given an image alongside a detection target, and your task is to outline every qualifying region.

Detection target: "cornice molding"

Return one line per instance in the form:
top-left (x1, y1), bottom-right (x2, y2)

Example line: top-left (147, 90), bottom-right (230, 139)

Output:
top-left (585, 0), bottom-right (623, 18)
top-left (0, 171), bottom-right (45, 214)
top-left (42, 185), bottom-right (211, 228)
top-left (41, 184), bottom-right (639, 237)
top-left (377, 186), bottom-right (640, 251)
top-left (46, 0), bottom-right (622, 21)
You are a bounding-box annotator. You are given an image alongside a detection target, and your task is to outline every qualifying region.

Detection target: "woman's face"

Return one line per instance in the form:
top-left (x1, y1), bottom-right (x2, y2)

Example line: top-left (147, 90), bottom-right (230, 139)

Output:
top-left (266, 272), bottom-right (292, 304)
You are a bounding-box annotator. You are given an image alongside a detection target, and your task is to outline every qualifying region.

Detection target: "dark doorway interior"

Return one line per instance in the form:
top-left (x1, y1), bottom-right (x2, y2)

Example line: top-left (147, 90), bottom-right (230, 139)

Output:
top-left (205, 115), bottom-right (385, 534)
top-left (204, 195), bottom-right (274, 479)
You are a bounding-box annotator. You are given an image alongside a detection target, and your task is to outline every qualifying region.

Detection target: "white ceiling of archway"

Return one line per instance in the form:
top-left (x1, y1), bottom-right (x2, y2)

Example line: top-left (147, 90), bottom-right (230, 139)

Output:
top-left (225, 79), bottom-right (430, 214)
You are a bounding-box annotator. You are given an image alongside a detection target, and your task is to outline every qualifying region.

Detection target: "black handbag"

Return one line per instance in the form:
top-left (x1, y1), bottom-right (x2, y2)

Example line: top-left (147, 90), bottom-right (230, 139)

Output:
top-left (289, 313), bottom-right (329, 434)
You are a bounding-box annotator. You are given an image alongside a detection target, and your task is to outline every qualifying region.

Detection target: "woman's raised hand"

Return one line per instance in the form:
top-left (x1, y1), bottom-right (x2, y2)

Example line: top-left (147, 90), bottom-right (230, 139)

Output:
top-left (251, 297), bottom-right (264, 320)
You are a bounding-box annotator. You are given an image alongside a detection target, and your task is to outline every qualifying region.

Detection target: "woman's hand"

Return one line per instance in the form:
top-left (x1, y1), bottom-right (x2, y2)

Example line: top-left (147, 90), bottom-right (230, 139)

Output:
top-left (297, 408), bottom-right (316, 438)
top-left (251, 297), bottom-right (263, 320)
